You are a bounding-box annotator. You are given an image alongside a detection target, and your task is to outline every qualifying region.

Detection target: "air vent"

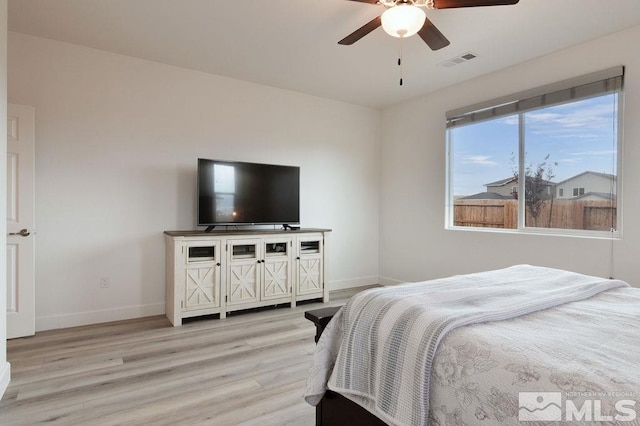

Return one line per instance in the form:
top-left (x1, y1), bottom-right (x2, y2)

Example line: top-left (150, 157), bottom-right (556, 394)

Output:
top-left (439, 52), bottom-right (477, 68)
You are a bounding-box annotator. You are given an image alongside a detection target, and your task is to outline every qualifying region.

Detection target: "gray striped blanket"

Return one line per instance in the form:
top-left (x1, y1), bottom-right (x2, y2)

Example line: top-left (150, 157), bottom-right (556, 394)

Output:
top-left (304, 265), bottom-right (629, 426)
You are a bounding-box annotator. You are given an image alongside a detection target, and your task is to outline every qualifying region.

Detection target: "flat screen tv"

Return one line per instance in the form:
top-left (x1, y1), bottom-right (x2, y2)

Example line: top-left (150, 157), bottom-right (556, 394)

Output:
top-left (197, 158), bottom-right (300, 228)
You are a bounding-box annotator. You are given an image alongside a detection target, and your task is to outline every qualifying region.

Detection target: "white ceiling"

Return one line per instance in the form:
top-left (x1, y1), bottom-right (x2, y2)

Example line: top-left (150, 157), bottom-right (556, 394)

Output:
top-left (7, 0), bottom-right (640, 108)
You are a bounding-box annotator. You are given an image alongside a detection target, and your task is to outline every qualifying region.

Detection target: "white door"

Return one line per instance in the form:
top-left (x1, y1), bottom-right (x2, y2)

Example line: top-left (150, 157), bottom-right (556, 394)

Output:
top-left (6, 104), bottom-right (35, 338)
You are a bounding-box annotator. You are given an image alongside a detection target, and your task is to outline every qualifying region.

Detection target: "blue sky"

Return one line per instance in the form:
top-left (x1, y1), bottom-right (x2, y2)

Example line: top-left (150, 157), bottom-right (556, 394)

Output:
top-left (449, 94), bottom-right (619, 196)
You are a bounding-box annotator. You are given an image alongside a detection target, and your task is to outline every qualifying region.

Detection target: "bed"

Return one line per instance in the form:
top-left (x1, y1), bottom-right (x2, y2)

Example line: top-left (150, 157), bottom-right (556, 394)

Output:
top-left (304, 265), bottom-right (640, 426)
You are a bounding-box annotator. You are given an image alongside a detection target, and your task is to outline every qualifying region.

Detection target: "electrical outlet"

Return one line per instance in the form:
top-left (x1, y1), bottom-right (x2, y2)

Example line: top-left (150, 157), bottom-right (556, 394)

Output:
top-left (100, 277), bottom-right (110, 288)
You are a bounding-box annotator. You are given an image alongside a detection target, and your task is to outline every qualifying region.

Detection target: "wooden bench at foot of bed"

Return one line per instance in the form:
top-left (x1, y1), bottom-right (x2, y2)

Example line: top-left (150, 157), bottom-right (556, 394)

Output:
top-left (305, 307), bottom-right (388, 426)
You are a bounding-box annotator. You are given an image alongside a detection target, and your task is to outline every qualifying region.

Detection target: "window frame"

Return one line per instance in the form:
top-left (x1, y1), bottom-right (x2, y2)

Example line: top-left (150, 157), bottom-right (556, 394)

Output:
top-left (445, 68), bottom-right (623, 239)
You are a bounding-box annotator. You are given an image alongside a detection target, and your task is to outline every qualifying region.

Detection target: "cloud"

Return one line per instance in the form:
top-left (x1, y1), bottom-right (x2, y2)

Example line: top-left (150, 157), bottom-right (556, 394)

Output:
top-left (497, 96), bottom-right (617, 140)
top-left (569, 150), bottom-right (617, 156)
top-left (499, 116), bottom-right (519, 125)
top-left (525, 100), bottom-right (617, 137)
top-left (462, 155), bottom-right (498, 166)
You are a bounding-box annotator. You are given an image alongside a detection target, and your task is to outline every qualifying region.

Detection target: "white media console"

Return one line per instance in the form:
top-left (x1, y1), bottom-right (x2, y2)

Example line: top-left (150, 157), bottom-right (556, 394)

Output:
top-left (164, 229), bottom-right (331, 326)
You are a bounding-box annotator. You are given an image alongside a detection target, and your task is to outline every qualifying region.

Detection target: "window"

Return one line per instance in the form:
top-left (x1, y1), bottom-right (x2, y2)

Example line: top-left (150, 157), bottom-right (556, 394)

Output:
top-left (447, 67), bottom-right (622, 236)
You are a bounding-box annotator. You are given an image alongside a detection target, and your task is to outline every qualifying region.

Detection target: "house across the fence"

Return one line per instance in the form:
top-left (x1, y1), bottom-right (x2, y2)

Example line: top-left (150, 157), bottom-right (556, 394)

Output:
top-left (554, 171), bottom-right (616, 200)
top-left (461, 170), bottom-right (614, 201)
top-left (483, 177), bottom-right (518, 198)
top-left (455, 170), bottom-right (617, 230)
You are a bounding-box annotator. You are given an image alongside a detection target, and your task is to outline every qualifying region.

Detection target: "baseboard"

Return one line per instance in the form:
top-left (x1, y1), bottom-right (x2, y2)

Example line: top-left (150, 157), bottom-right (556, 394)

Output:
top-left (329, 276), bottom-right (379, 291)
top-left (32, 277), bottom-right (391, 330)
top-left (0, 362), bottom-right (10, 400)
top-left (378, 276), bottom-right (406, 286)
top-left (35, 302), bottom-right (165, 332)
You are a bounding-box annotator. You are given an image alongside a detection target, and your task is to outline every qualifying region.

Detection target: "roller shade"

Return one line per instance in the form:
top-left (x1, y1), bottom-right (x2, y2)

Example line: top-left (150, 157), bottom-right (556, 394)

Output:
top-left (446, 66), bottom-right (624, 129)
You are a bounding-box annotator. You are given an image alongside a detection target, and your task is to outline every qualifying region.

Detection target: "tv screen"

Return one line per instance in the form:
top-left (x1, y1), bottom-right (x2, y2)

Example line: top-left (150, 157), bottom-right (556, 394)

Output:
top-left (197, 158), bottom-right (300, 226)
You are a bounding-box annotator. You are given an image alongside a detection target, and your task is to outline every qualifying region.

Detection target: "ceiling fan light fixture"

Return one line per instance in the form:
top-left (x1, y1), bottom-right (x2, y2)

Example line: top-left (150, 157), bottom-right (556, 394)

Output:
top-left (381, 5), bottom-right (426, 38)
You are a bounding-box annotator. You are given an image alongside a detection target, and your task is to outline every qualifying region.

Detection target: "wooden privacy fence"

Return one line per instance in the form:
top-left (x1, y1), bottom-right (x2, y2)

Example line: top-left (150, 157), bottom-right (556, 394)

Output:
top-left (454, 199), bottom-right (616, 231)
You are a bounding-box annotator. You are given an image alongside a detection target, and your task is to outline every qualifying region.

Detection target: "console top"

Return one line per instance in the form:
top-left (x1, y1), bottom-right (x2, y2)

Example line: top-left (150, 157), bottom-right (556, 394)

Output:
top-left (164, 228), bottom-right (331, 237)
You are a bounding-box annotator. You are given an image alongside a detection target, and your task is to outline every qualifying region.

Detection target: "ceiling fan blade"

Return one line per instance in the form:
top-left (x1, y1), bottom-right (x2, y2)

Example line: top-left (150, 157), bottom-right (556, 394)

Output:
top-left (338, 16), bottom-right (382, 45)
top-left (418, 17), bottom-right (450, 50)
top-left (433, 0), bottom-right (518, 8)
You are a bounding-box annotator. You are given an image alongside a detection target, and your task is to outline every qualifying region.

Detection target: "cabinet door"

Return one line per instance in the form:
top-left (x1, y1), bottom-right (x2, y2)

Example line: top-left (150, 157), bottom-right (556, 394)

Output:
top-left (296, 235), bottom-right (324, 297)
top-left (227, 239), bottom-right (261, 306)
top-left (184, 241), bottom-right (221, 311)
top-left (262, 238), bottom-right (292, 301)
top-left (185, 266), bottom-right (220, 310)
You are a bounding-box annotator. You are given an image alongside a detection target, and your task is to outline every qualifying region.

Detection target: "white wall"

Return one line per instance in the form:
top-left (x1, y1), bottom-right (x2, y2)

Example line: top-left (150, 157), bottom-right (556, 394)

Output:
top-left (0, 0), bottom-right (8, 400)
top-left (380, 25), bottom-right (640, 285)
top-left (7, 32), bottom-right (381, 330)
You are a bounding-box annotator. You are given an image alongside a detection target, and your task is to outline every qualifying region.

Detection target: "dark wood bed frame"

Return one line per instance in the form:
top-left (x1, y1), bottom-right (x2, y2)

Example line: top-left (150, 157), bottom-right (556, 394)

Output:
top-left (305, 306), bottom-right (388, 426)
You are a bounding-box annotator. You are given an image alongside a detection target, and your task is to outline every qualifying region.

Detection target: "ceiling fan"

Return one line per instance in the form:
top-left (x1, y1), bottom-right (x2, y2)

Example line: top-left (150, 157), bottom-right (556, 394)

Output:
top-left (339, 0), bottom-right (520, 50)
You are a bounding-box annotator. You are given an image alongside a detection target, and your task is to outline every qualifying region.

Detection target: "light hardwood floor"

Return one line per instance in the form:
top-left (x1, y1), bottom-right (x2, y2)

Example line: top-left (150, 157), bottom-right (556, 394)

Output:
top-left (0, 289), bottom-right (364, 426)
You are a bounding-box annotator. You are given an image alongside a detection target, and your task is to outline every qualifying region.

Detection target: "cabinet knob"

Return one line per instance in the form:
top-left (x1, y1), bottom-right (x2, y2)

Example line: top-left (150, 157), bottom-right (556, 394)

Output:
top-left (296, 256), bottom-right (300, 260)
top-left (216, 262), bottom-right (221, 267)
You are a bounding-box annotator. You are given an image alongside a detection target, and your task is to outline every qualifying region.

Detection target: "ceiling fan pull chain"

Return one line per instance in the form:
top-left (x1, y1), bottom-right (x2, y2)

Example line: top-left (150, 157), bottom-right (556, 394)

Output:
top-left (398, 37), bottom-right (404, 86)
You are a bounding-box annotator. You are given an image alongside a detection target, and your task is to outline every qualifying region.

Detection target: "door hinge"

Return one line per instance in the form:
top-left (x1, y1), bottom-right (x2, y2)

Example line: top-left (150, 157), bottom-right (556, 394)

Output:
top-left (180, 300), bottom-right (184, 308)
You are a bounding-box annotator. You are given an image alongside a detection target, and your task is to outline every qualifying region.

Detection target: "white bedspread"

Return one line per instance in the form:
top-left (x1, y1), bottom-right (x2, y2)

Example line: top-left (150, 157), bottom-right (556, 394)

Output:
top-left (304, 265), bottom-right (637, 426)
